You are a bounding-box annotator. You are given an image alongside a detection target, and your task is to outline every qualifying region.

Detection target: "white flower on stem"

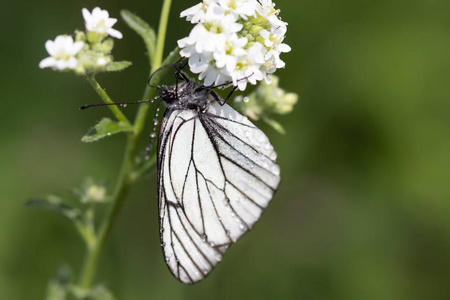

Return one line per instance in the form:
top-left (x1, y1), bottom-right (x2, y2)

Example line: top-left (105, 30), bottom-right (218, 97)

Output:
top-left (178, 0), bottom-right (290, 91)
top-left (39, 35), bottom-right (84, 70)
top-left (82, 7), bottom-right (122, 39)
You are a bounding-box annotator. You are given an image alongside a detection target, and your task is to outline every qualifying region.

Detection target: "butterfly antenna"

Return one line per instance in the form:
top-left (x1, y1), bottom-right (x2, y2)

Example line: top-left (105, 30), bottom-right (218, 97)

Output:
top-left (148, 57), bottom-right (186, 89)
top-left (79, 97), bottom-right (160, 110)
top-left (145, 99), bottom-right (163, 159)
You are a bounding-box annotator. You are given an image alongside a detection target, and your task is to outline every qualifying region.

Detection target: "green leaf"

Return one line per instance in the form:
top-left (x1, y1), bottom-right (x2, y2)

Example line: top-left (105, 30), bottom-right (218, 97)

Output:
top-left (45, 266), bottom-right (73, 300)
top-left (82, 118), bottom-right (133, 143)
top-left (105, 61), bottom-right (132, 72)
top-left (121, 10), bottom-right (156, 62)
top-left (262, 116), bottom-right (286, 135)
top-left (27, 196), bottom-right (81, 221)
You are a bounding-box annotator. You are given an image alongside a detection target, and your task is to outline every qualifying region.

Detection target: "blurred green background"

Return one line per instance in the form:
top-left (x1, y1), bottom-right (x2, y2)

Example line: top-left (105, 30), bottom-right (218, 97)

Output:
top-left (1, 0), bottom-right (449, 299)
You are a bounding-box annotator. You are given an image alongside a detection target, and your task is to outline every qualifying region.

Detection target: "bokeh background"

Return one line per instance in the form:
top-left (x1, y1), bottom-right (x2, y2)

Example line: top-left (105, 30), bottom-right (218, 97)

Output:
top-left (1, 0), bottom-right (449, 299)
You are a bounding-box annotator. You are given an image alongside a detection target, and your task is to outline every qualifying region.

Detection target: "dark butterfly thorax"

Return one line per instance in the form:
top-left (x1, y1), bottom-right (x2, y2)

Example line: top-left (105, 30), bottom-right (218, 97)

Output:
top-left (159, 80), bottom-right (216, 113)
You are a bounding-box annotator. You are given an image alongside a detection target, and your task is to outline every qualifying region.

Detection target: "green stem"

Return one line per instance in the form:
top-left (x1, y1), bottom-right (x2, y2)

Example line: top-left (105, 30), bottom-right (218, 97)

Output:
top-left (153, 0), bottom-right (172, 69)
top-left (84, 73), bottom-right (130, 125)
top-left (77, 0), bottom-right (173, 290)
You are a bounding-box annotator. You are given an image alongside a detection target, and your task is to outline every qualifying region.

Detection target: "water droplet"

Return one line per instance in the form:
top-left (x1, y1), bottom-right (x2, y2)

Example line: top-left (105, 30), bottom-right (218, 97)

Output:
top-left (171, 242), bottom-right (175, 247)
top-left (209, 241), bottom-right (215, 247)
top-left (122, 104), bottom-right (128, 108)
top-left (194, 271), bottom-right (200, 276)
top-left (243, 96), bottom-right (250, 103)
top-left (239, 223), bottom-right (247, 231)
top-left (107, 132), bottom-right (111, 136)
top-left (150, 132), bottom-right (156, 138)
top-left (244, 130), bottom-right (251, 137)
top-left (153, 119), bottom-right (159, 126)
top-left (203, 270), bottom-right (208, 275)
top-left (225, 230), bottom-right (231, 237)
top-left (161, 242), bottom-right (166, 247)
top-left (165, 257), bottom-right (170, 263)
top-left (167, 253), bottom-right (173, 258)
top-left (215, 254), bottom-right (222, 261)
top-left (202, 234), bottom-right (208, 241)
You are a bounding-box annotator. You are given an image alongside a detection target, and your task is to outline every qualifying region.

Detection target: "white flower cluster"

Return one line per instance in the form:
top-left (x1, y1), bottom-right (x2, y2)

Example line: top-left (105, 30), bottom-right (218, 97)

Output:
top-left (40, 7), bottom-right (122, 72)
top-left (178, 0), bottom-right (291, 90)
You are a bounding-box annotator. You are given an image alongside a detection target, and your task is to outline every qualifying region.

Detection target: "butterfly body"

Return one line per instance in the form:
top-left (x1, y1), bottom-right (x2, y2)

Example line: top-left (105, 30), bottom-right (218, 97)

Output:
top-left (157, 74), bottom-right (280, 284)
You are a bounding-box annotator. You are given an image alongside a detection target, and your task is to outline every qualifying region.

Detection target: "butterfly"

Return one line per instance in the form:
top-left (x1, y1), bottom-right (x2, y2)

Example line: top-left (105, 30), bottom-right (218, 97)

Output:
top-left (80, 61), bottom-right (281, 284)
top-left (155, 66), bottom-right (281, 284)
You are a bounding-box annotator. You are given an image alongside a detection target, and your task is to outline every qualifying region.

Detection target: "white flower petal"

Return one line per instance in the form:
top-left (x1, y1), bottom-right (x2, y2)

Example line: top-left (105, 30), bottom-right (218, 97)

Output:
top-left (278, 43), bottom-right (291, 53)
top-left (39, 57), bottom-right (56, 69)
top-left (82, 8), bottom-right (92, 23)
top-left (107, 28), bottom-right (123, 39)
top-left (71, 41), bottom-right (85, 55)
top-left (45, 40), bottom-right (56, 56)
top-left (66, 57), bottom-right (78, 69)
top-left (55, 59), bottom-right (68, 70)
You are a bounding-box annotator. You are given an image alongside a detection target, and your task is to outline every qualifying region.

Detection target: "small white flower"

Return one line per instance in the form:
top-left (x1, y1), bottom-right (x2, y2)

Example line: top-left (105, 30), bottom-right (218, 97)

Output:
top-left (96, 57), bottom-right (107, 66)
top-left (179, 0), bottom-right (290, 90)
top-left (82, 7), bottom-right (122, 39)
top-left (39, 35), bottom-right (84, 70)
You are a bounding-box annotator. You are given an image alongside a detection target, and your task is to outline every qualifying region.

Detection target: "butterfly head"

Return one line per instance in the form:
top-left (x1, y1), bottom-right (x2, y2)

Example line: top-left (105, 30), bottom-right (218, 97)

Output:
top-left (160, 81), bottom-right (212, 111)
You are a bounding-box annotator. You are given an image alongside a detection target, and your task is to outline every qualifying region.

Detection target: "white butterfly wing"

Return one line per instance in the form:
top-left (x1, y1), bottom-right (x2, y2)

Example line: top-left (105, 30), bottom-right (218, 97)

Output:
top-left (158, 101), bottom-right (280, 284)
